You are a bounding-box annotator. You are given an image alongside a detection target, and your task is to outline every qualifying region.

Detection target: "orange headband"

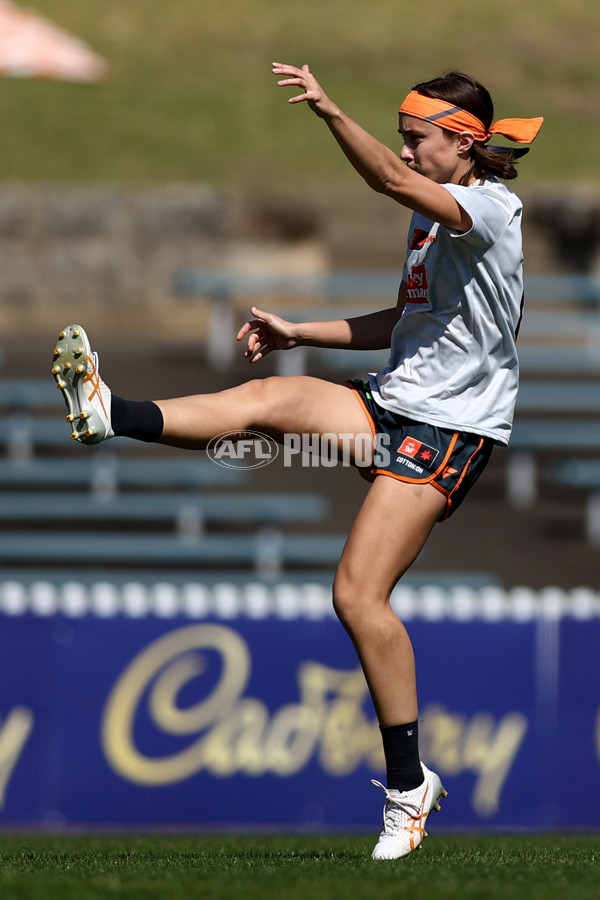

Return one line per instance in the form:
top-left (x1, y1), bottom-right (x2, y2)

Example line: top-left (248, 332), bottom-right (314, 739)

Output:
top-left (399, 91), bottom-right (544, 144)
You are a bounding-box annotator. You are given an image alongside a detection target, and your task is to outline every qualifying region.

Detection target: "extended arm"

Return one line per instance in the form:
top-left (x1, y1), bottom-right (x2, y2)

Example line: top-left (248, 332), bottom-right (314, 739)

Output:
top-left (272, 62), bottom-right (471, 232)
top-left (237, 284), bottom-right (407, 363)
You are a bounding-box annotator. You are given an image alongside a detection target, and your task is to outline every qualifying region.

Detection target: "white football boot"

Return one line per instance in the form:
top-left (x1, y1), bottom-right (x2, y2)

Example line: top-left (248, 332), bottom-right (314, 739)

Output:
top-left (371, 763), bottom-right (447, 860)
top-left (52, 324), bottom-right (114, 445)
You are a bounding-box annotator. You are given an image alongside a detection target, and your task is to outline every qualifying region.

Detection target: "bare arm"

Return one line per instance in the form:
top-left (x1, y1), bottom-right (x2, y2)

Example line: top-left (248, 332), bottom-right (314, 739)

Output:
top-left (272, 62), bottom-right (471, 232)
top-left (237, 284), bottom-right (406, 364)
top-left (298, 305), bottom-right (401, 350)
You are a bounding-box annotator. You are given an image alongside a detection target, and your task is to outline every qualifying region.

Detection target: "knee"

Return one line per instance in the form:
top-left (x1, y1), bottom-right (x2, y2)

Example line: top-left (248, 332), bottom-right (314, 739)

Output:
top-left (235, 377), bottom-right (269, 403)
top-left (331, 583), bottom-right (350, 629)
top-left (332, 569), bottom-right (374, 632)
top-left (237, 377), bottom-right (279, 424)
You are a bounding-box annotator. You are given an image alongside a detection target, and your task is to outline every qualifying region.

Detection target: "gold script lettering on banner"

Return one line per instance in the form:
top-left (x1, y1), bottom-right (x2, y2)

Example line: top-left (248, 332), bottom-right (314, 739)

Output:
top-left (0, 706), bottom-right (34, 809)
top-left (102, 624), bottom-right (527, 816)
top-left (101, 624), bottom-right (379, 783)
top-left (420, 704), bottom-right (528, 816)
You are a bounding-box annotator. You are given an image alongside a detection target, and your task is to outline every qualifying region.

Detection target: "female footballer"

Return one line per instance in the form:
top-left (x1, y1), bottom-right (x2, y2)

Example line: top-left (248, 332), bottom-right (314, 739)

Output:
top-left (52, 62), bottom-right (542, 859)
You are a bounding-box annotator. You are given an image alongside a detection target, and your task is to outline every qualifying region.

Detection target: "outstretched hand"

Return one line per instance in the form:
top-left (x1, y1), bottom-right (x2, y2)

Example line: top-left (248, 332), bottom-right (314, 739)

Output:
top-left (236, 307), bottom-right (300, 363)
top-left (272, 62), bottom-right (337, 118)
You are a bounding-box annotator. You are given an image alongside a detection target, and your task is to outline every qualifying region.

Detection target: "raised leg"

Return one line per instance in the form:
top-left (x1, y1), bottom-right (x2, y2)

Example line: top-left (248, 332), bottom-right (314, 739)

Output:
top-left (154, 375), bottom-right (374, 457)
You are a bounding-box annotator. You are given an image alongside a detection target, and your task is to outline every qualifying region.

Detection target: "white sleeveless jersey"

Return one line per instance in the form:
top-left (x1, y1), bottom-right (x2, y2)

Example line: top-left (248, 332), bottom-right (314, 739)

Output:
top-left (369, 178), bottom-right (523, 445)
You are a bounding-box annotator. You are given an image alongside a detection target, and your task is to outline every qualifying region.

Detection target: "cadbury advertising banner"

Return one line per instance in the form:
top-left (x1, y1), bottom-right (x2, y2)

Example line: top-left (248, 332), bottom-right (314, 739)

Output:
top-left (0, 579), bottom-right (599, 831)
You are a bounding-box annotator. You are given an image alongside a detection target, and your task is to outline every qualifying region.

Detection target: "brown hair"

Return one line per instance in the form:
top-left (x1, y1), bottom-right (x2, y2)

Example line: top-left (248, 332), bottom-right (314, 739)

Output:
top-left (412, 71), bottom-right (519, 183)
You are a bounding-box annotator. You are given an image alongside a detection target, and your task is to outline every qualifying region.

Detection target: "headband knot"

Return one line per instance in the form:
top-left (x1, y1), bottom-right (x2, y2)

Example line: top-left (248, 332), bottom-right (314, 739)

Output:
top-left (399, 91), bottom-right (543, 145)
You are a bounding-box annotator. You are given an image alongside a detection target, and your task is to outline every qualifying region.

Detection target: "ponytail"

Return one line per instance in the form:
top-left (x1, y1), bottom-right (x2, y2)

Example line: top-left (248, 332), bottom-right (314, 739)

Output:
top-left (461, 144), bottom-right (520, 184)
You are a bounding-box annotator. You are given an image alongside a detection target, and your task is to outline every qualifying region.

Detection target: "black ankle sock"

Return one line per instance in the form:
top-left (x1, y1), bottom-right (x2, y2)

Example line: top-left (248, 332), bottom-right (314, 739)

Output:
top-left (111, 395), bottom-right (164, 443)
top-left (380, 720), bottom-right (423, 792)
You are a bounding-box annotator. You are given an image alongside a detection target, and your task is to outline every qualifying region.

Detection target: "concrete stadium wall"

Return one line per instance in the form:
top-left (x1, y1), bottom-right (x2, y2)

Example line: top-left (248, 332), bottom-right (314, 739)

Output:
top-left (0, 182), bottom-right (598, 337)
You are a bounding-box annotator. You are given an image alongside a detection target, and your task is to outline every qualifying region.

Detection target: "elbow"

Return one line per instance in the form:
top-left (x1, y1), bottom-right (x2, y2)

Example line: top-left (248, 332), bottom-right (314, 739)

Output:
top-left (368, 163), bottom-right (409, 199)
top-left (358, 155), bottom-right (409, 197)
top-left (363, 171), bottom-right (399, 197)
top-left (379, 177), bottom-right (398, 197)
top-left (380, 167), bottom-right (409, 197)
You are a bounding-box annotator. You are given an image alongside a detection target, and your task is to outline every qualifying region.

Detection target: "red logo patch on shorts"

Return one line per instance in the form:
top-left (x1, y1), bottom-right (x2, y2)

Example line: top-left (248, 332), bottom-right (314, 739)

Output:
top-left (397, 436), bottom-right (439, 469)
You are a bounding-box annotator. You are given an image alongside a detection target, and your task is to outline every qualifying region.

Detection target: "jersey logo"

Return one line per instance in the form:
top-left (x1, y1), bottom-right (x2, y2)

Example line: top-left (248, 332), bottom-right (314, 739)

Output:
top-left (409, 228), bottom-right (437, 250)
top-left (406, 264), bottom-right (429, 304)
top-left (397, 436), bottom-right (439, 469)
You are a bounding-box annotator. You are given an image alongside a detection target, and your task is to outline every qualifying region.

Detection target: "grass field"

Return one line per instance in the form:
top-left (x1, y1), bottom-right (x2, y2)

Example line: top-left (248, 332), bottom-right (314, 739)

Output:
top-left (0, 834), bottom-right (599, 900)
top-left (1, 0), bottom-right (600, 185)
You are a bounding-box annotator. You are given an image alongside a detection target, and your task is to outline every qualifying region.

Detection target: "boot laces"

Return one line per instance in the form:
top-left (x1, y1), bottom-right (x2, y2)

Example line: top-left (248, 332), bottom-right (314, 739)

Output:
top-left (372, 780), bottom-right (421, 833)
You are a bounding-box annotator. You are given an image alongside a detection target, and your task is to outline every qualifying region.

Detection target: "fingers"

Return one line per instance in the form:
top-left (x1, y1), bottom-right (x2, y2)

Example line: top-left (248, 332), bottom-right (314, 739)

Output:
top-left (240, 309), bottom-right (272, 362)
top-left (272, 61), bottom-right (318, 104)
top-left (248, 347), bottom-right (269, 364)
top-left (236, 321), bottom-right (253, 341)
top-left (237, 308), bottom-right (269, 341)
top-left (272, 62), bottom-right (308, 77)
top-left (238, 307), bottom-right (292, 362)
top-left (246, 332), bottom-right (271, 363)
top-left (243, 329), bottom-right (263, 355)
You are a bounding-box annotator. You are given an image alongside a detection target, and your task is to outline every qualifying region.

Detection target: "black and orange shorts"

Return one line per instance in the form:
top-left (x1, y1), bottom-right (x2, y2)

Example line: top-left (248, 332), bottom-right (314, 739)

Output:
top-left (348, 379), bottom-right (495, 520)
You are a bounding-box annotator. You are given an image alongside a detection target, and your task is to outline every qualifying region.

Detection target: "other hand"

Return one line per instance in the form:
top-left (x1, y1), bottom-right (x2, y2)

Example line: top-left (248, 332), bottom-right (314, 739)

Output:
top-left (236, 307), bottom-right (300, 363)
top-left (272, 62), bottom-right (337, 118)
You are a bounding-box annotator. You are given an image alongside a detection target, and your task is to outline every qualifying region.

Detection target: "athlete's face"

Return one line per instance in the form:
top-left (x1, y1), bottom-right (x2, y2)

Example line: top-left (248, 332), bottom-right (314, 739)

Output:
top-left (398, 115), bottom-right (469, 184)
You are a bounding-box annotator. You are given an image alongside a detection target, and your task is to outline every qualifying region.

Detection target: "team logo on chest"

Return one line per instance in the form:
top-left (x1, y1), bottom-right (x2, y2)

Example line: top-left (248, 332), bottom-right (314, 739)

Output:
top-left (406, 263), bottom-right (429, 304)
top-left (397, 436), bottom-right (440, 470)
top-left (409, 228), bottom-right (437, 251)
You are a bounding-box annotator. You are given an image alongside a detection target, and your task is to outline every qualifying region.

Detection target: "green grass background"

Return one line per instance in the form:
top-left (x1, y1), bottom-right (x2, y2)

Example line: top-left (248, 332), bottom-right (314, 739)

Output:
top-left (0, 834), bottom-right (599, 900)
top-left (1, 0), bottom-right (599, 185)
